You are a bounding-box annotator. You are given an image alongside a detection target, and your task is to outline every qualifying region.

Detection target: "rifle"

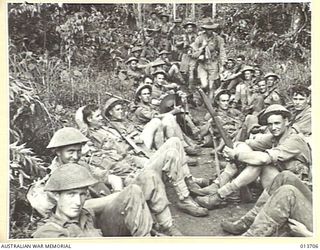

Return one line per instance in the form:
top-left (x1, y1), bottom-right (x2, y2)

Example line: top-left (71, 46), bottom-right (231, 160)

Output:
top-left (198, 88), bottom-right (252, 201)
top-left (197, 88), bottom-right (233, 148)
top-left (105, 91), bottom-right (131, 103)
top-left (104, 116), bottom-right (151, 159)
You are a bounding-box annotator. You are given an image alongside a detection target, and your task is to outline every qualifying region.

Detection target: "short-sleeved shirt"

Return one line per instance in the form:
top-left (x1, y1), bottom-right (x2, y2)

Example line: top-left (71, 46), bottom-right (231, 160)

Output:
top-left (204, 107), bottom-right (244, 129)
top-left (87, 125), bottom-right (141, 178)
top-left (192, 33), bottom-right (226, 64)
top-left (33, 208), bottom-right (102, 238)
top-left (263, 88), bottom-right (283, 106)
top-left (134, 103), bottom-right (158, 126)
top-left (245, 127), bottom-right (311, 176)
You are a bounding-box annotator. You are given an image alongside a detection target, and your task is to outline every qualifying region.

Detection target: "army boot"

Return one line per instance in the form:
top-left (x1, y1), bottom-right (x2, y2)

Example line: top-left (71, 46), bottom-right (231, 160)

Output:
top-left (192, 177), bottom-right (210, 188)
top-left (221, 217), bottom-right (253, 235)
top-left (161, 224), bottom-right (183, 236)
top-left (222, 189), bottom-right (271, 235)
top-left (194, 193), bottom-right (226, 210)
top-left (195, 181), bottom-right (239, 209)
top-left (184, 145), bottom-right (201, 156)
top-left (185, 176), bottom-right (207, 196)
top-left (156, 207), bottom-right (183, 236)
top-left (198, 183), bottom-right (219, 196)
top-left (173, 178), bottom-right (208, 217)
top-left (242, 209), bottom-right (279, 237)
top-left (177, 196), bottom-right (209, 217)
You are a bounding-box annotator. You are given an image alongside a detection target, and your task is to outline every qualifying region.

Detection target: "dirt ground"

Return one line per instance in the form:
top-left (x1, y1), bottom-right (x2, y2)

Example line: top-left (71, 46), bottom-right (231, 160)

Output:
top-left (164, 106), bottom-right (262, 237)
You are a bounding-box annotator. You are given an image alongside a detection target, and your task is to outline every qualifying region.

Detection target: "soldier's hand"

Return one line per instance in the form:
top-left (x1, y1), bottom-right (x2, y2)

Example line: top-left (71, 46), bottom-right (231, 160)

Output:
top-left (198, 55), bottom-right (205, 60)
top-left (288, 219), bottom-right (312, 237)
top-left (222, 146), bottom-right (236, 160)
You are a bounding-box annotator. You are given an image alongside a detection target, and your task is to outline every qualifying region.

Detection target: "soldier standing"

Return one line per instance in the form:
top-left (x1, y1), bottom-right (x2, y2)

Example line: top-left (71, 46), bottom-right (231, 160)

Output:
top-left (192, 21), bottom-right (227, 100)
top-left (179, 21), bottom-right (198, 88)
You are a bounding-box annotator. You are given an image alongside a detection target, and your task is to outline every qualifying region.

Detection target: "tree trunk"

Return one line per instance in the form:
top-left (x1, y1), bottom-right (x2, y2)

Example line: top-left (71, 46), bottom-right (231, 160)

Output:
top-left (191, 4), bottom-right (195, 20)
top-left (212, 3), bottom-right (216, 19)
top-left (289, 4), bottom-right (304, 35)
top-left (137, 3), bottom-right (142, 29)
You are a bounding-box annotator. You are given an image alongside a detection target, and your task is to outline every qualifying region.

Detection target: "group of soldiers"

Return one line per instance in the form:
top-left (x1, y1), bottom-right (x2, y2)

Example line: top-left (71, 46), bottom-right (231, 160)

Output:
top-left (27, 11), bottom-right (312, 238)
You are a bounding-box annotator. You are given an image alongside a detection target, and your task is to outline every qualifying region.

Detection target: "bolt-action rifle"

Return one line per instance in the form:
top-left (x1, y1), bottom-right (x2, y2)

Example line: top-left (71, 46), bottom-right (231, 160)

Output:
top-left (105, 91), bottom-right (131, 103)
top-left (197, 88), bottom-right (252, 202)
top-left (104, 116), bottom-right (151, 159)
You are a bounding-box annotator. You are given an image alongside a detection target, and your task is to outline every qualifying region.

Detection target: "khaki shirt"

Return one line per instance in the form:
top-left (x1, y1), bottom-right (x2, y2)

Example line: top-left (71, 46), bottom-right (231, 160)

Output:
top-left (204, 107), bottom-right (244, 128)
top-left (192, 33), bottom-right (226, 64)
top-left (33, 208), bottom-right (102, 238)
top-left (263, 88), bottom-right (283, 106)
top-left (87, 126), bottom-right (142, 179)
top-left (134, 103), bottom-right (158, 126)
top-left (245, 127), bottom-right (311, 177)
top-left (291, 105), bottom-right (311, 137)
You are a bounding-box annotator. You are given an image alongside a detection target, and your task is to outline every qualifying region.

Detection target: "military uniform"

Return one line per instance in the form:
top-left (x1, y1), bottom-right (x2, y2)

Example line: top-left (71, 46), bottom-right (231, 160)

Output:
top-left (291, 105), bottom-right (311, 137)
top-left (32, 162), bottom-right (153, 237)
top-left (159, 19), bottom-right (174, 51)
top-left (262, 87), bottom-right (283, 106)
top-left (245, 127), bottom-right (311, 178)
top-left (196, 105), bottom-right (312, 210)
top-left (33, 208), bottom-right (102, 238)
top-left (179, 32), bottom-right (198, 87)
top-left (126, 57), bottom-right (144, 88)
top-left (87, 124), bottom-right (208, 218)
top-left (243, 171), bottom-right (312, 237)
top-left (234, 78), bottom-right (265, 114)
top-left (192, 29), bottom-right (226, 95)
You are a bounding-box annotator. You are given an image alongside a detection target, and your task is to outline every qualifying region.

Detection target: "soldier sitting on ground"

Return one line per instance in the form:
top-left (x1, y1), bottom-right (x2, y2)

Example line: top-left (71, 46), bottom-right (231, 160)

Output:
top-left (234, 66), bottom-right (265, 115)
top-left (81, 103), bottom-right (210, 218)
top-left (263, 72), bottom-right (284, 106)
top-left (153, 50), bottom-right (185, 85)
top-left (225, 54), bottom-right (247, 91)
top-left (199, 89), bottom-right (244, 149)
top-left (125, 57), bottom-right (145, 88)
top-left (195, 104), bottom-right (311, 210)
top-left (49, 127), bottom-right (187, 235)
top-left (289, 84), bottom-right (311, 139)
top-left (221, 171), bottom-right (312, 237)
top-left (133, 84), bottom-right (201, 156)
top-left (32, 163), bottom-right (154, 237)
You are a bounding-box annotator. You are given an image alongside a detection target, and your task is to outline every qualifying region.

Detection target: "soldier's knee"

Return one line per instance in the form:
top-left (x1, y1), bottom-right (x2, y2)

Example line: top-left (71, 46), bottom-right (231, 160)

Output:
top-left (165, 137), bottom-right (182, 149)
top-left (162, 113), bottom-right (175, 125)
top-left (273, 185), bottom-right (299, 200)
top-left (278, 170), bottom-right (296, 180)
top-left (150, 118), bottom-right (162, 127)
top-left (273, 170), bottom-right (299, 185)
top-left (234, 141), bottom-right (252, 152)
top-left (128, 184), bottom-right (144, 199)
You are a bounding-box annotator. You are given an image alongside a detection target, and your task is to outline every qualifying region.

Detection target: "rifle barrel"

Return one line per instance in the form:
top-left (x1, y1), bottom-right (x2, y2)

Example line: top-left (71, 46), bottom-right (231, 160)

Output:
top-left (197, 88), bottom-right (234, 148)
top-left (105, 91), bottom-right (131, 103)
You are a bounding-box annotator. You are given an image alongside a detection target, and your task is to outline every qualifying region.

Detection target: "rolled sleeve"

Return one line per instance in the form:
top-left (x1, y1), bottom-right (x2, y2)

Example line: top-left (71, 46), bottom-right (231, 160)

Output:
top-left (245, 134), bottom-right (274, 151)
top-left (265, 137), bottom-right (302, 164)
top-left (135, 107), bottom-right (158, 124)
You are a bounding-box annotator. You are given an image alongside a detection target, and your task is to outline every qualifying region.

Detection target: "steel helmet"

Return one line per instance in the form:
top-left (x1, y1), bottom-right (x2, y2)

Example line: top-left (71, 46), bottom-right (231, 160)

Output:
top-left (47, 127), bottom-right (89, 149)
top-left (264, 72), bottom-right (280, 80)
top-left (259, 104), bottom-right (291, 125)
top-left (45, 163), bottom-right (98, 191)
top-left (103, 98), bottom-right (122, 118)
top-left (135, 84), bottom-right (153, 101)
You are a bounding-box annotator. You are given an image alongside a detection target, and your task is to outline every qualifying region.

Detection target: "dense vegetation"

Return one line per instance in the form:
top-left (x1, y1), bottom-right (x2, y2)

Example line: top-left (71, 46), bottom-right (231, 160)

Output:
top-left (8, 3), bottom-right (311, 238)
